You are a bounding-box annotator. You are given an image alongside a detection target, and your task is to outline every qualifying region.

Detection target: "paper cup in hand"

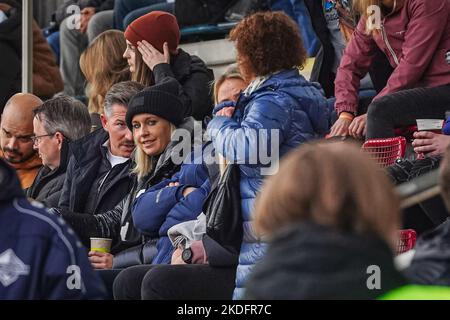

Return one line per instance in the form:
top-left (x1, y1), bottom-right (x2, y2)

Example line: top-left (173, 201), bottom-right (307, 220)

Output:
top-left (416, 119), bottom-right (444, 133)
top-left (90, 238), bottom-right (112, 253)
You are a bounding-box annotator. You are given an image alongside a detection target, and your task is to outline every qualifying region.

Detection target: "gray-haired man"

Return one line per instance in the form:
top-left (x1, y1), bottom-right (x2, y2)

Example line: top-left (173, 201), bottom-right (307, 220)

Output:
top-left (56, 81), bottom-right (144, 248)
top-left (27, 95), bottom-right (91, 207)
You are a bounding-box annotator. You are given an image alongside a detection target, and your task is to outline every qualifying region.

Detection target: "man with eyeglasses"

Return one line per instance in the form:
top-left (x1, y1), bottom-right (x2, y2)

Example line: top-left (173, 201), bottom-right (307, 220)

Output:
top-left (27, 96), bottom-right (91, 208)
top-left (0, 93), bottom-right (43, 189)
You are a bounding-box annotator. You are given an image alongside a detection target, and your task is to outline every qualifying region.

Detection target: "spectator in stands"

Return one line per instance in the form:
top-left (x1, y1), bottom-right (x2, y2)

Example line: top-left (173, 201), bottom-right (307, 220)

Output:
top-left (330, 0), bottom-right (450, 140)
top-left (212, 65), bottom-right (246, 105)
top-left (60, 0), bottom-right (115, 97)
top-left (114, 0), bottom-right (173, 31)
top-left (123, 11), bottom-right (214, 121)
top-left (0, 94), bottom-right (42, 189)
top-left (58, 79), bottom-right (194, 266)
top-left (56, 81), bottom-right (143, 238)
top-left (246, 142), bottom-right (450, 300)
top-left (80, 30), bottom-right (130, 130)
top-left (0, 1), bottom-right (63, 100)
top-left (402, 147), bottom-right (450, 287)
top-left (112, 65), bottom-right (248, 301)
top-left (207, 11), bottom-right (329, 299)
top-left (304, 0), bottom-right (392, 98)
top-left (27, 96), bottom-right (91, 208)
top-left (0, 158), bottom-right (106, 300)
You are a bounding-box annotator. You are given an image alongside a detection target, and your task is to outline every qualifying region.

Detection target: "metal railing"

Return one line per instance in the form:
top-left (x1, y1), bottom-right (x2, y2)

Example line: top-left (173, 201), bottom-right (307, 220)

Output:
top-left (22, 0), bottom-right (33, 93)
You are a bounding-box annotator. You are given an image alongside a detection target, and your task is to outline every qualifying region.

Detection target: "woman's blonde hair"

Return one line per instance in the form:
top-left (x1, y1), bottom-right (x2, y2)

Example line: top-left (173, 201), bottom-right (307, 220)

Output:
top-left (212, 65), bottom-right (245, 104)
top-left (132, 122), bottom-right (177, 180)
top-left (254, 142), bottom-right (401, 251)
top-left (80, 30), bottom-right (130, 114)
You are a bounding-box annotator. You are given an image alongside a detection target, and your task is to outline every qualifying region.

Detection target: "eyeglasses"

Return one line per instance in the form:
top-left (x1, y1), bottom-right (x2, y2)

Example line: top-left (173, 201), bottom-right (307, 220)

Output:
top-left (31, 133), bottom-right (55, 145)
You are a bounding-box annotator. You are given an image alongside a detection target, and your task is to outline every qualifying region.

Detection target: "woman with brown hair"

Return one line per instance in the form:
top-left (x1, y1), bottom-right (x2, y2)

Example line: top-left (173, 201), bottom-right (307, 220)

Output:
top-left (122, 11), bottom-right (214, 121)
top-left (80, 30), bottom-right (130, 128)
top-left (207, 11), bottom-right (330, 300)
top-left (330, 0), bottom-right (450, 140)
top-left (245, 142), bottom-right (406, 299)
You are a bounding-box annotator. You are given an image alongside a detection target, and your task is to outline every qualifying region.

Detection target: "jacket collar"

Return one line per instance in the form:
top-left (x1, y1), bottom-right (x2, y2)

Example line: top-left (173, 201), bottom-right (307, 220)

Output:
top-left (68, 128), bottom-right (110, 166)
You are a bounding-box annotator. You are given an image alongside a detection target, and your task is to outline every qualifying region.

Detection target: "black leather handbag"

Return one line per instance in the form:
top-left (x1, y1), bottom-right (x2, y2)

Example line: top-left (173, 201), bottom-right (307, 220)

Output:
top-left (202, 164), bottom-right (243, 267)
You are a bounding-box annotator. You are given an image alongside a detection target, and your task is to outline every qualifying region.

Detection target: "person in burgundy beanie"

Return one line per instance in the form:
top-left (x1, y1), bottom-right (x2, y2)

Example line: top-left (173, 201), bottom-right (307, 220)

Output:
top-left (123, 11), bottom-right (214, 122)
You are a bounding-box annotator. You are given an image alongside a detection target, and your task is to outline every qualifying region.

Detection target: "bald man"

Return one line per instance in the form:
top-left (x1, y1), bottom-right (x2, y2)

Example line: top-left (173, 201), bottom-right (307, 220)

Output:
top-left (0, 93), bottom-right (43, 189)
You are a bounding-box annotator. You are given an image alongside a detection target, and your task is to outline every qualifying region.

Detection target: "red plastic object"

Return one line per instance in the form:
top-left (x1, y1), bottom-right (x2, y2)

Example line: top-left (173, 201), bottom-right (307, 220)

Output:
top-left (397, 229), bottom-right (417, 255)
top-left (362, 137), bottom-right (407, 168)
top-left (394, 125), bottom-right (417, 138)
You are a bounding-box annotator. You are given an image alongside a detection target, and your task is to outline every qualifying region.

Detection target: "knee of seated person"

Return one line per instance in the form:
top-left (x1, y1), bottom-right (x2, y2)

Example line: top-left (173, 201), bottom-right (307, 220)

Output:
top-left (367, 96), bottom-right (391, 119)
top-left (141, 265), bottom-right (170, 300)
top-left (112, 267), bottom-right (135, 300)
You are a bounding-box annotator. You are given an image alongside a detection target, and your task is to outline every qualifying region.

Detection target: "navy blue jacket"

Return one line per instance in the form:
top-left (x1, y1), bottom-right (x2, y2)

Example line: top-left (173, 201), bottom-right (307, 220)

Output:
top-left (132, 146), bottom-right (212, 264)
top-left (207, 69), bottom-right (330, 299)
top-left (0, 159), bottom-right (106, 300)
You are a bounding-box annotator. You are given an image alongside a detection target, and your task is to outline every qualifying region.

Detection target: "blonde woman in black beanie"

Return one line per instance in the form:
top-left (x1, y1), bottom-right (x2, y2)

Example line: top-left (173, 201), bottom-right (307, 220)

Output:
top-left (55, 78), bottom-right (202, 296)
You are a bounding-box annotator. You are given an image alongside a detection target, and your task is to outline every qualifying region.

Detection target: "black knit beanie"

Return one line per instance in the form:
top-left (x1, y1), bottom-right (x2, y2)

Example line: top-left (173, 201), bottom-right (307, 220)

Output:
top-left (126, 79), bottom-right (185, 130)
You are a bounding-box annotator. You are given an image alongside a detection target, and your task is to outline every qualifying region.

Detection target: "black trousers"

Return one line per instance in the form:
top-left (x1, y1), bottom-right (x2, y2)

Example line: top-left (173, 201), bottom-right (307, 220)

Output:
top-left (366, 85), bottom-right (450, 139)
top-left (113, 264), bottom-right (236, 300)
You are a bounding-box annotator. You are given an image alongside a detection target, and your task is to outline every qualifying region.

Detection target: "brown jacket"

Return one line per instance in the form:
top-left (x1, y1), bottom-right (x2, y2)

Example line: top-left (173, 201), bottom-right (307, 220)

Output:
top-left (0, 3), bottom-right (63, 98)
top-left (0, 149), bottom-right (42, 189)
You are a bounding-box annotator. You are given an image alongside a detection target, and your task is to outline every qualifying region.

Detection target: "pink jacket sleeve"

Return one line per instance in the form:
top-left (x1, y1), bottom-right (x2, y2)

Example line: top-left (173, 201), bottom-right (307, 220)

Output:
top-left (377, 0), bottom-right (449, 98)
top-left (334, 18), bottom-right (378, 116)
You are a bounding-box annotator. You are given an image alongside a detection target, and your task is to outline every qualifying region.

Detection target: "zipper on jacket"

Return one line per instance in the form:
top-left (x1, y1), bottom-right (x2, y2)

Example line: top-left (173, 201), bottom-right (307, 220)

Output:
top-left (380, 21), bottom-right (399, 66)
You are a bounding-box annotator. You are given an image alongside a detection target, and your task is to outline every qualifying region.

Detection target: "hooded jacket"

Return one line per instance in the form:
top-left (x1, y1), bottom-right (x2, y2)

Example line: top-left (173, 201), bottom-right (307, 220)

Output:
top-left (335, 0), bottom-right (450, 115)
top-left (207, 69), bottom-right (330, 299)
top-left (245, 223), bottom-right (406, 300)
top-left (0, 158), bottom-right (106, 300)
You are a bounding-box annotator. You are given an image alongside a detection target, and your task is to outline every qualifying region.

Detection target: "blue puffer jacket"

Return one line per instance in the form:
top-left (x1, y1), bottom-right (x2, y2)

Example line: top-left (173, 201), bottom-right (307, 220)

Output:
top-left (207, 69), bottom-right (330, 299)
top-left (132, 146), bottom-right (211, 264)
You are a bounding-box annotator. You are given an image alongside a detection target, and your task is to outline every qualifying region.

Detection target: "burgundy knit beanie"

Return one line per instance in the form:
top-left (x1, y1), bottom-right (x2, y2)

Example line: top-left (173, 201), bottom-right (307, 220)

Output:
top-left (124, 11), bottom-right (181, 53)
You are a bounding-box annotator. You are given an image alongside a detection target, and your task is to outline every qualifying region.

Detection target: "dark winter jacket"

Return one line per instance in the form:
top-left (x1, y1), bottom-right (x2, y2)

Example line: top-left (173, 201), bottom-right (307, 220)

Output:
top-left (153, 49), bottom-right (214, 121)
top-left (404, 219), bottom-right (450, 286)
top-left (207, 69), bottom-right (330, 299)
top-left (245, 223), bottom-right (407, 300)
top-left (132, 144), bottom-right (213, 264)
top-left (61, 118), bottom-right (197, 253)
top-left (0, 158), bottom-right (106, 300)
top-left (58, 129), bottom-right (134, 218)
top-left (26, 141), bottom-right (70, 208)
